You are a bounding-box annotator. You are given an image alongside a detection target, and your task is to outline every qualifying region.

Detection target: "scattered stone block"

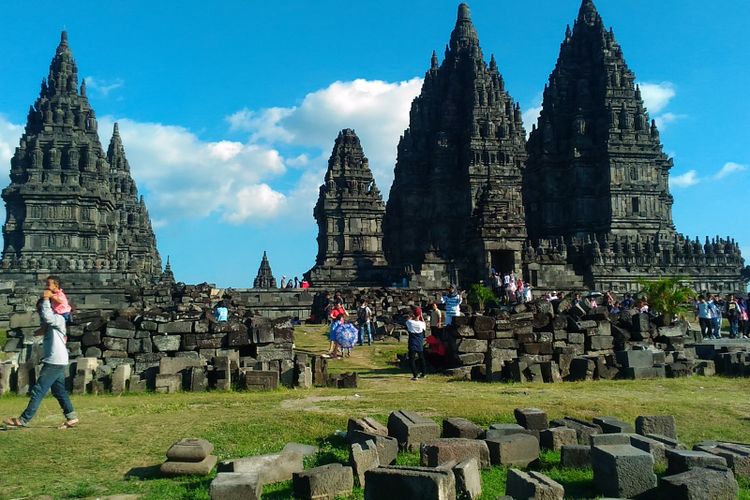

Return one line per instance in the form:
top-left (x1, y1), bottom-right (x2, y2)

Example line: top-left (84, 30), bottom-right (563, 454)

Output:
top-left (364, 465), bottom-right (456, 500)
top-left (387, 410), bottom-right (440, 452)
top-left (350, 439), bottom-right (380, 487)
top-left (636, 415), bottom-right (677, 440)
top-left (485, 423), bottom-right (534, 441)
top-left (153, 335), bottom-right (181, 352)
top-left (590, 433), bottom-right (631, 447)
top-left (283, 442), bottom-right (319, 459)
top-left (349, 431), bottom-right (399, 466)
top-left (0, 363), bottom-right (14, 395)
top-left (592, 445), bottom-right (657, 498)
top-left (623, 365), bottom-right (666, 379)
top-left (540, 427), bottom-right (577, 452)
top-left (218, 449), bottom-right (303, 483)
top-left (514, 408), bottom-right (548, 431)
top-left (659, 466), bottom-right (738, 499)
top-left (645, 433), bottom-right (684, 450)
top-left (420, 438), bottom-right (491, 469)
top-left (630, 434), bottom-right (667, 466)
top-left (551, 417), bottom-right (601, 445)
top-left (665, 449), bottom-right (727, 474)
top-left (167, 438), bottom-right (214, 462)
top-left (242, 370), bottom-right (279, 391)
top-left (453, 458), bottom-right (481, 500)
top-left (155, 373), bottom-right (182, 393)
top-left (442, 417), bottom-right (483, 439)
top-left (485, 433), bottom-right (539, 467)
top-left (160, 455), bottom-right (218, 476)
top-left (506, 469), bottom-right (564, 500)
top-left (348, 417), bottom-right (388, 438)
top-left (593, 416), bottom-right (634, 434)
top-left (292, 463), bottom-right (353, 500)
top-left (111, 364), bottom-right (131, 393)
top-left (560, 445), bottom-right (590, 468)
top-left (209, 472), bottom-right (262, 500)
top-left (694, 441), bottom-right (750, 477)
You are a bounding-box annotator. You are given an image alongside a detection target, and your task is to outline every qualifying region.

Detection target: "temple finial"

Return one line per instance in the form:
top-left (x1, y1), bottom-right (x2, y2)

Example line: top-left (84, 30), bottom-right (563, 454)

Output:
top-left (457, 3), bottom-right (471, 21)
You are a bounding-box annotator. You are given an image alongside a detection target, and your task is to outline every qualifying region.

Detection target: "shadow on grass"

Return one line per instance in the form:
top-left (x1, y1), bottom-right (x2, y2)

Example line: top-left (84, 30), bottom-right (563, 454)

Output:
top-left (125, 464), bottom-right (162, 480)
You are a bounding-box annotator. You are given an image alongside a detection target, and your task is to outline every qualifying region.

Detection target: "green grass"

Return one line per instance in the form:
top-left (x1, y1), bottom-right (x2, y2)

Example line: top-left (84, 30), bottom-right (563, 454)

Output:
top-left (0, 325), bottom-right (748, 499)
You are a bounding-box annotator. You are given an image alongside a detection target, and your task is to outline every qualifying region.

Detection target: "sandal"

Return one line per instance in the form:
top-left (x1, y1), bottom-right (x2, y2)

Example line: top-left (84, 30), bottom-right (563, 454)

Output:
top-left (58, 419), bottom-right (79, 430)
top-left (3, 417), bottom-right (26, 428)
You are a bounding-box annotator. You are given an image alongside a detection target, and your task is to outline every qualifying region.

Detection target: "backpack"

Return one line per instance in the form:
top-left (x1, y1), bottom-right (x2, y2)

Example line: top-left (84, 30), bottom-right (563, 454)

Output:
top-left (357, 306), bottom-right (371, 323)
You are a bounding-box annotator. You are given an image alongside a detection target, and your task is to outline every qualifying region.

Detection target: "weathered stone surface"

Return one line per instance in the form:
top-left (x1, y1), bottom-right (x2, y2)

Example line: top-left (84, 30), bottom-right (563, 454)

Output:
top-left (442, 418), bottom-right (484, 439)
top-left (485, 423), bottom-right (533, 441)
top-left (160, 455), bottom-right (217, 476)
top-left (630, 434), bottom-right (667, 466)
top-left (292, 463), bottom-right (353, 500)
top-left (106, 327), bottom-right (136, 339)
top-left (592, 445), bottom-right (657, 498)
top-left (560, 445), bottom-right (590, 468)
top-left (209, 472), bottom-right (262, 500)
top-left (283, 442), bottom-right (319, 459)
top-left (590, 433), bottom-right (632, 447)
top-left (453, 458), bottom-right (481, 500)
top-left (111, 364), bottom-right (131, 393)
top-left (160, 356), bottom-right (203, 375)
top-left (242, 370), bottom-right (279, 391)
top-left (388, 410), bottom-right (440, 452)
top-left (485, 433), bottom-right (539, 467)
top-left (348, 417), bottom-right (389, 438)
top-left (155, 374), bottom-right (181, 393)
top-left (636, 415), bottom-right (677, 440)
top-left (420, 438), bottom-right (491, 469)
top-left (0, 363), bottom-right (13, 395)
top-left (551, 417), bottom-right (601, 445)
top-left (167, 438), bottom-right (214, 462)
top-left (364, 465), bottom-right (456, 500)
top-left (159, 321), bottom-right (194, 334)
top-left (218, 450), bottom-right (303, 483)
top-left (349, 431), bottom-right (399, 466)
top-left (350, 439), bottom-right (380, 487)
top-left (659, 466), bottom-right (738, 500)
top-left (666, 449), bottom-right (727, 475)
top-left (694, 441), bottom-right (750, 477)
top-left (540, 427), bottom-right (577, 452)
top-left (514, 408), bottom-right (548, 431)
top-left (152, 335), bottom-right (181, 352)
top-left (593, 416), bottom-right (634, 434)
top-left (506, 469), bottom-right (564, 500)
top-left (645, 433), bottom-right (684, 450)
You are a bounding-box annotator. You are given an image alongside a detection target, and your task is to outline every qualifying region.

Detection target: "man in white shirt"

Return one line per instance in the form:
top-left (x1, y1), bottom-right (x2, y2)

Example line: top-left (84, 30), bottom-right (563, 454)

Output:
top-left (406, 310), bottom-right (427, 380)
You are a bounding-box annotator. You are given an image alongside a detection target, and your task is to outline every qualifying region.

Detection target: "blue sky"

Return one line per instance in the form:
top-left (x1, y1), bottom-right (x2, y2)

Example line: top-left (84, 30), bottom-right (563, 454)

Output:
top-left (0, 0), bottom-right (747, 287)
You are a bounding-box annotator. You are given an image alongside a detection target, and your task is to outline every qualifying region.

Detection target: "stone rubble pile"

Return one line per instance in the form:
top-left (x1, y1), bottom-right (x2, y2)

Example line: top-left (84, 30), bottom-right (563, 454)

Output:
top-left (153, 407), bottom-right (748, 499)
top-left (440, 298), bottom-right (750, 383)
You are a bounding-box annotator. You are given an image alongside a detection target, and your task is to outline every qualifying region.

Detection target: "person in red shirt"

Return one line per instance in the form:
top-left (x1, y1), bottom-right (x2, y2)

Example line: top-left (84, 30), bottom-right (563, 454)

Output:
top-left (327, 301), bottom-right (348, 358)
top-left (425, 331), bottom-right (448, 370)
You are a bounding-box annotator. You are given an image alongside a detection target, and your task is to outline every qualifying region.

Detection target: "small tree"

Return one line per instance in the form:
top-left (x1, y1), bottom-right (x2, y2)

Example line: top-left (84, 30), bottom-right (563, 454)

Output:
top-left (467, 284), bottom-right (498, 312)
top-left (638, 277), bottom-right (695, 324)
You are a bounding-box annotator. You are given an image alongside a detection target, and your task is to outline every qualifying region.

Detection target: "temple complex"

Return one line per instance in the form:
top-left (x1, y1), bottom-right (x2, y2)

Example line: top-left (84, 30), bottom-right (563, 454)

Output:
top-left (306, 129), bottom-right (388, 287)
top-left (0, 4), bottom-right (746, 300)
top-left (0, 32), bottom-right (162, 291)
top-left (383, 3), bottom-right (528, 285)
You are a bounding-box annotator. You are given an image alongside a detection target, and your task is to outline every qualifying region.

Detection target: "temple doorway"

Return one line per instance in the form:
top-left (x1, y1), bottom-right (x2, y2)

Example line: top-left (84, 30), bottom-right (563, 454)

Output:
top-left (490, 250), bottom-right (515, 275)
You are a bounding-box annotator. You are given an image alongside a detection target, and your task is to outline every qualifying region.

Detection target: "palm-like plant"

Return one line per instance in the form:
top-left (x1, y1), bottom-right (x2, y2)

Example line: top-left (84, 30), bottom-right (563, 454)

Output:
top-left (637, 277), bottom-right (696, 324)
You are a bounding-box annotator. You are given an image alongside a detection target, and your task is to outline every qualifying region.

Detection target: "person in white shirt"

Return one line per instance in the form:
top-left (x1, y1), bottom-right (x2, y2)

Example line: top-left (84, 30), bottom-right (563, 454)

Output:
top-left (4, 290), bottom-right (78, 429)
top-left (406, 310), bottom-right (427, 380)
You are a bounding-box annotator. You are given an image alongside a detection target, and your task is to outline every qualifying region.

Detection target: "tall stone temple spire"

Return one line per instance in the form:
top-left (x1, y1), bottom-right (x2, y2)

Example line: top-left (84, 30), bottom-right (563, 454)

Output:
top-left (524, 0), bottom-right (675, 241)
top-left (253, 251), bottom-right (277, 289)
top-left (306, 129), bottom-right (387, 287)
top-left (383, 3), bottom-right (527, 283)
top-left (1, 32), bottom-right (162, 283)
top-left (106, 123), bottom-right (161, 275)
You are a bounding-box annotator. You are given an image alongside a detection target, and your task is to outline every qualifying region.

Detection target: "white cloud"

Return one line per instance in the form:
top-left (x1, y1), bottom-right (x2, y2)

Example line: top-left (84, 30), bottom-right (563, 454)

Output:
top-left (670, 170), bottom-right (700, 188)
top-left (714, 162), bottom-right (747, 180)
top-left (228, 77), bottom-right (423, 192)
top-left (522, 93), bottom-right (543, 138)
top-left (84, 76), bottom-right (124, 97)
top-left (637, 81), bottom-right (686, 132)
top-left (0, 115), bottom-right (23, 168)
top-left (639, 82), bottom-right (675, 114)
top-left (99, 117), bottom-right (289, 224)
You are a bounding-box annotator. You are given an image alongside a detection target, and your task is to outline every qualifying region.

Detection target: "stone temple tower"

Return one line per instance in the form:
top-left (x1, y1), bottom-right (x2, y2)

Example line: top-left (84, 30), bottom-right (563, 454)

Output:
top-left (253, 251), bottom-right (277, 289)
top-left (306, 129), bottom-right (388, 287)
top-left (383, 3), bottom-right (528, 284)
top-left (107, 123), bottom-right (161, 276)
top-left (0, 32), bottom-right (162, 284)
top-left (524, 0), bottom-right (676, 241)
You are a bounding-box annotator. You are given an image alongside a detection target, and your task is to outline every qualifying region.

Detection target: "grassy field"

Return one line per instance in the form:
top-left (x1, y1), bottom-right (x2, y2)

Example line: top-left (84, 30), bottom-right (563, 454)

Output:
top-left (1, 325), bottom-right (749, 499)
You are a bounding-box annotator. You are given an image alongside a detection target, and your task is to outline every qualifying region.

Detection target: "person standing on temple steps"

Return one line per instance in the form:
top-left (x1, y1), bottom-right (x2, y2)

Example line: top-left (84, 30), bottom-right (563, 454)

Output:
top-left (440, 285), bottom-right (462, 326)
top-left (4, 289), bottom-right (78, 429)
